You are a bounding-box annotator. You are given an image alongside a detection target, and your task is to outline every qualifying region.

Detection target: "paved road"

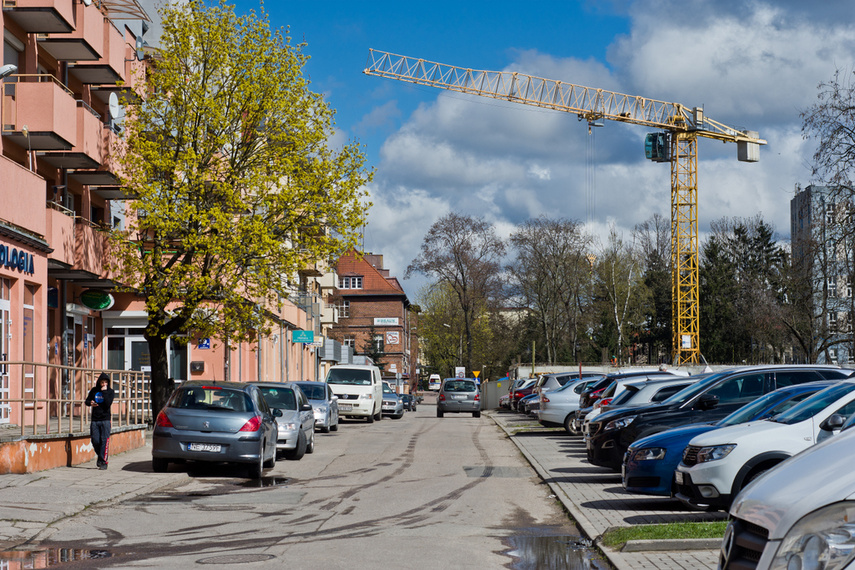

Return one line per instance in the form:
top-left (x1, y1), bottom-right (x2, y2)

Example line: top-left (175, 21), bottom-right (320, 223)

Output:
top-left (20, 406), bottom-right (604, 569)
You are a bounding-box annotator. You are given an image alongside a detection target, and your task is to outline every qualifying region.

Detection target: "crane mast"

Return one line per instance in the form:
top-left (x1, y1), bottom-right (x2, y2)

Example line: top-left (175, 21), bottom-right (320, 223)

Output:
top-left (365, 49), bottom-right (767, 365)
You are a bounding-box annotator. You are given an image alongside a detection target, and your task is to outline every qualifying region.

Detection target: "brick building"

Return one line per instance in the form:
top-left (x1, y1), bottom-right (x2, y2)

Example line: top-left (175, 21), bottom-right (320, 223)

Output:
top-left (327, 251), bottom-right (419, 392)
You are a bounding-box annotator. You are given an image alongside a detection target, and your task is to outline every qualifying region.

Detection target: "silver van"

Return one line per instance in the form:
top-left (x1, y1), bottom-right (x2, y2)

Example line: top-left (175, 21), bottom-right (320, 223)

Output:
top-left (437, 378), bottom-right (481, 418)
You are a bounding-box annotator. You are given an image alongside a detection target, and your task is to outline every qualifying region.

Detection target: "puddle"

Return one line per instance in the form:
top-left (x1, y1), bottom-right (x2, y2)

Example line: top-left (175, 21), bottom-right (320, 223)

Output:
top-left (0, 548), bottom-right (112, 567)
top-left (503, 535), bottom-right (607, 570)
top-left (232, 476), bottom-right (291, 488)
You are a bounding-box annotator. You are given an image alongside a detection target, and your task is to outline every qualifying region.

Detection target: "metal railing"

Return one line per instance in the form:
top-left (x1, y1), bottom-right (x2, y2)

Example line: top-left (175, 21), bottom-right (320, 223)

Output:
top-left (0, 361), bottom-right (151, 437)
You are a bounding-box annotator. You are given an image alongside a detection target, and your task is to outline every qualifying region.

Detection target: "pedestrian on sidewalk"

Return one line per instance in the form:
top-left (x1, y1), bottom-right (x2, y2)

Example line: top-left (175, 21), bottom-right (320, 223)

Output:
top-left (85, 373), bottom-right (115, 470)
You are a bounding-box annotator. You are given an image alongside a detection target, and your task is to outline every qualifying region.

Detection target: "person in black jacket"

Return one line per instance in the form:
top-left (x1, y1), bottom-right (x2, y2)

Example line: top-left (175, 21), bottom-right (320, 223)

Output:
top-left (85, 373), bottom-right (115, 470)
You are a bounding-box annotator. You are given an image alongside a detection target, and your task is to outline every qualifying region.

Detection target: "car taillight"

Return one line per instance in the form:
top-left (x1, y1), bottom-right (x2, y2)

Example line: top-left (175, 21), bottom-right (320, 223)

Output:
top-left (474, 393), bottom-right (480, 401)
top-left (542, 396), bottom-right (550, 403)
top-left (439, 393), bottom-right (446, 401)
top-left (592, 388), bottom-right (604, 397)
top-left (239, 416), bottom-right (262, 432)
top-left (595, 398), bottom-right (612, 409)
top-left (155, 411), bottom-right (174, 428)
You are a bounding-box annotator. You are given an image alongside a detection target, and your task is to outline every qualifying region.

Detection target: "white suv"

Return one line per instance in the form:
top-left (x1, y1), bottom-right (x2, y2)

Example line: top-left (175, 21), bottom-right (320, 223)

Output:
top-left (675, 379), bottom-right (855, 511)
top-left (721, 416), bottom-right (855, 570)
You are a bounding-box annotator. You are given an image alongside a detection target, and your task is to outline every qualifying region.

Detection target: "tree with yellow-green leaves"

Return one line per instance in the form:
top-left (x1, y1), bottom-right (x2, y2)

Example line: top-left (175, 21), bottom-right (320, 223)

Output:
top-left (110, 1), bottom-right (372, 414)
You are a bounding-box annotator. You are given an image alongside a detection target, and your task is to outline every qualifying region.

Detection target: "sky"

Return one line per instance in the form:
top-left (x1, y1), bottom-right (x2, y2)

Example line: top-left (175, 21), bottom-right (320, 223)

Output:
top-left (226, 0), bottom-right (855, 301)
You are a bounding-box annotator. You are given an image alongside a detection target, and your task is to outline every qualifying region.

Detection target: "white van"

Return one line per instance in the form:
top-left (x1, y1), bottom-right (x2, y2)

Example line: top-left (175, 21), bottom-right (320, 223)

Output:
top-left (325, 364), bottom-right (383, 423)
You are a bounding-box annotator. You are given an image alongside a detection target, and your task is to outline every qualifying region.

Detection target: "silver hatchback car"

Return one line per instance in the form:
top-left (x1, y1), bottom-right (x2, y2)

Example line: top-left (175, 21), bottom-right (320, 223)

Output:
top-left (437, 378), bottom-right (481, 418)
top-left (151, 381), bottom-right (280, 478)
top-left (253, 382), bottom-right (316, 460)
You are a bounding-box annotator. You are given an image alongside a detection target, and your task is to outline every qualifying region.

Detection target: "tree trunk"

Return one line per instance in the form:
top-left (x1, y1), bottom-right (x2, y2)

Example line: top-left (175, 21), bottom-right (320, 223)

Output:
top-left (146, 333), bottom-right (171, 417)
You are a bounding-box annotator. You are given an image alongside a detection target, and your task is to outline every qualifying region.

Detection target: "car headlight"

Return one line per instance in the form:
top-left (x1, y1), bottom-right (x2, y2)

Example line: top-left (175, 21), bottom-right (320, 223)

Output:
top-left (605, 416), bottom-right (636, 431)
top-left (771, 502), bottom-right (855, 570)
top-left (631, 447), bottom-right (666, 461)
top-left (359, 393), bottom-right (373, 400)
top-left (695, 444), bottom-right (736, 463)
top-left (316, 406), bottom-right (328, 414)
top-left (280, 422), bottom-right (297, 431)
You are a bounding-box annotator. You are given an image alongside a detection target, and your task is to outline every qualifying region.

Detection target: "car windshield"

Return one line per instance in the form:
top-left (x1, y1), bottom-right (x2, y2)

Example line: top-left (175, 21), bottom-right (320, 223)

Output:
top-left (552, 380), bottom-right (580, 393)
top-left (258, 387), bottom-right (297, 410)
top-left (444, 380), bottom-right (476, 392)
top-left (383, 384), bottom-right (394, 394)
top-left (172, 387), bottom-right (252, 412)
top-left (661, 372), bottom-right (731, 405)
top-left (326, 369), bottom-right (372, 385)
top-left (718, 388), bottom-right (820, 426)
top-left (296, 384), bottom-right (326, 400)
top-left (611, 384), bottom-right (641, 406)
top-left (771, 382), bottom-right (855, 425)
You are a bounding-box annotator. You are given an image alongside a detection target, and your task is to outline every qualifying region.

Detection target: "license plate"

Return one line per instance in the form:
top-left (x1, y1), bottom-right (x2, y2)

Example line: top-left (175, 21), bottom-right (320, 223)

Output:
top-left (674, 470), bottom-right (684, 485)
top-left (339, 404), bottom-right (353, 411)
top-left (189, 443), bottom-right (221, 452)
top-left (453, 395), bottom-right (466, 400)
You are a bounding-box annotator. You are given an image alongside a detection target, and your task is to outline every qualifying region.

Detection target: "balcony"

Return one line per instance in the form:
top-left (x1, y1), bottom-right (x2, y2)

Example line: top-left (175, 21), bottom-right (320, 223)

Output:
top-left (72, 219), bottom-right (107, 277)
top-left (45, 203), bottom-right (74, 267)
top-left (2, 0), bottom-right (75, 33)
top-left (37, 0), bottom-right (103, 61)
top-left (0, 154), bottom-right (46, 236)
top-left (68, 18), bottom-right (125, 84)
top-left (1, 75), bottom-right (77, 150)
top-left (37, 100), bottom-right (104, 170)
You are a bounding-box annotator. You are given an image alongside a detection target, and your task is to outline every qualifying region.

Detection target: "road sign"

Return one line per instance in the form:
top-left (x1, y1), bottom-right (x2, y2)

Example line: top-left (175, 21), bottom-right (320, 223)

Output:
top-left (292, 330), bottom-right (314, 343)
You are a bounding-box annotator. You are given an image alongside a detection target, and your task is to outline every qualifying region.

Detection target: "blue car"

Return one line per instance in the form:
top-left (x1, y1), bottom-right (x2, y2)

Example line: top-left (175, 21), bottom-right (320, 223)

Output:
top-left (621, 381), bottom-right (837, 497)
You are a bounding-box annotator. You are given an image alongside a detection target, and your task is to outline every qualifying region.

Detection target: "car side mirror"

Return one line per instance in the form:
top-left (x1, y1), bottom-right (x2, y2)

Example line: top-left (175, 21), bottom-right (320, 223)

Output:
top-left (332, 395), bottom-right (338, 401)
top-left (820, 413), bottom-right (846, 431)
top-left (272, 408), bottom-right (283, 417)
top-left (696, 393), bottom-right (719, 410)
top-left (300, 403), bottom-right (313, 412)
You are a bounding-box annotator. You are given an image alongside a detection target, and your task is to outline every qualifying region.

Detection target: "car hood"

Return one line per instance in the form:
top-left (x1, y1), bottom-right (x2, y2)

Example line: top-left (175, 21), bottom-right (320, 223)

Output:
top-left (687, 419), bottom-right (783, 447)
top-left (276, 410), bottom-right (301, 425)
top-left (731, 426), bottom-right (855, 539)
top-left (629, 424), bottom-right (719, 451)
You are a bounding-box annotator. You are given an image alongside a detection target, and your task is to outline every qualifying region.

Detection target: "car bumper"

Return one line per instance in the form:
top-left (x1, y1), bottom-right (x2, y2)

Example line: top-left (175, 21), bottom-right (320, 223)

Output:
top-left (152, 430), bottom-right (263, 464)
top-left (337, 401), bottom-right (373, 417)
top-left (586, 432), bottom-right (624, 470)
top-left (438, 401), bottom-right (480, 413)
top-left (674, 465), bottom-right (732, 510)
top-left (539, 407), bottom-right (573, 425)
top-left (275, 429), bottom-right (300, 451)
top-left (382, 403), bottom-right (403, 415)
top-left (622, 453), bottom-right (675, 496)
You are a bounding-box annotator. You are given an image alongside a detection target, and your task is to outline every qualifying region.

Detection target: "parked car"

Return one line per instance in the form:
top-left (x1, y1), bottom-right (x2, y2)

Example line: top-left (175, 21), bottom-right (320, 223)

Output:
top-left (580, 374), bottom-right (691, 430)
top-left (518, 393), bottom-right (540, 415)
top-left (721, 415), bottom-right (855, 570)
top-left (400, 394), bottom-right (417, 411)
top-left (538, 378), bottom-right (600, 432)
top-left (294, 380), bottom-right (339, 433)
top-left (382, 383), bottom-right (404, 419)
top-left (437, 378), bottom-right (481, 418)
top-left (573, 371), bottom-right (686, 434)
top-left (152, 380), bottom-right (280, 478)
top-left (586, 365), bottom-right (851, 471)
top-left (254, 382), bottom-right (316, 460)
top-left (622, 381), bottom-right (835, 497)
top-left (510, 378), bottom-right (538, 411)
top-left (325, 364), bottom-right (383, 422)
top-left (675, 379), bottom-right (855, 511)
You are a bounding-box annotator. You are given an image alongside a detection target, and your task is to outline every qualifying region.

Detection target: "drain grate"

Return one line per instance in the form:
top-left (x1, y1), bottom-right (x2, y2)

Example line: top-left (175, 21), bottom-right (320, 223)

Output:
top-left (197, 553), bottom-right (275, 564)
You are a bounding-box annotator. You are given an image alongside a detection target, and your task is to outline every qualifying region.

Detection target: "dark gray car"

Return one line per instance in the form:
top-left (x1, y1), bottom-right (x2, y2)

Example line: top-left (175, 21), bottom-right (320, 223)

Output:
top-left (151, 380), bottom-right (280, 478)
top-left (437, 378), bottom-right (481, 418)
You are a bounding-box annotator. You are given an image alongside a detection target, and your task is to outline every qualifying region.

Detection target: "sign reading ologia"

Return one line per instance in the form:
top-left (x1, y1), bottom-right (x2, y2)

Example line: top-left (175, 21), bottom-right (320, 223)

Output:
top-left (0, 243), bottom-right (35, 275)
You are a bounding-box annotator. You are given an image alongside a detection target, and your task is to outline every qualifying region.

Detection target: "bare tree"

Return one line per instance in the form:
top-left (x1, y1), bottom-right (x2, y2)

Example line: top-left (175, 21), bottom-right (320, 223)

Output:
top-left (509, 217), bottom-right (593, 363)
top-left (407, 214), bottom-right (505, 374)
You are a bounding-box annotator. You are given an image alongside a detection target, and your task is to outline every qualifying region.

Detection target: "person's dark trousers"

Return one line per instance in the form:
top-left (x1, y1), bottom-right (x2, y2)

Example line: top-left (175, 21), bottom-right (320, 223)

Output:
top-left (91, 420), bottom-right (111, 467)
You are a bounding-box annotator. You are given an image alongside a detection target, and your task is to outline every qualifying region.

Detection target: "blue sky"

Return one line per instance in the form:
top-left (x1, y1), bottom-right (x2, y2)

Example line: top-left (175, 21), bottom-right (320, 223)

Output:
top-left (227, 0), bottom-right (855, 300)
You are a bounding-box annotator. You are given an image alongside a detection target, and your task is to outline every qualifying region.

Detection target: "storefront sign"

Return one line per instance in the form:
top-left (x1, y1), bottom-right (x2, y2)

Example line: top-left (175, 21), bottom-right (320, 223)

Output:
top-left (374, 317), bottom-right (399, 326)
top-left (0, 243), bottom-right (35, 275)
top-left (80, 289), bottom-right (115, 311)
top-left (385, 331), bottom-right (400, 345)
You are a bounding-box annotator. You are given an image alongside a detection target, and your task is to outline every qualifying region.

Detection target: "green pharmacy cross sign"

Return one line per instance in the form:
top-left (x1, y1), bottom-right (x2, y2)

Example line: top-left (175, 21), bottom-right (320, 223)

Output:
top-left (292, 330), bottom-right (314, 344)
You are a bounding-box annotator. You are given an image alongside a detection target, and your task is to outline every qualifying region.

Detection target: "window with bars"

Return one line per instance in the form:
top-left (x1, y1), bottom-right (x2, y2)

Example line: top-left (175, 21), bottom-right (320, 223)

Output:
top-left (828, 278), bottom-right (837, 298)
top-left (337, 300), bottom-right (350, 318)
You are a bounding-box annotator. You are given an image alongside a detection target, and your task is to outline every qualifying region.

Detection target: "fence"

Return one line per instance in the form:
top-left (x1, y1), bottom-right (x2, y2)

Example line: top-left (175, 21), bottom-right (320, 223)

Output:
top-left (0, 361), bottom-right (151, 437)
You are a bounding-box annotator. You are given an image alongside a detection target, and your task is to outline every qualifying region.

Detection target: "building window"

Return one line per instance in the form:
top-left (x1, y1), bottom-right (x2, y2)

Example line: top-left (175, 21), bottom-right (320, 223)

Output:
top-left (337, 300), bottom-right (350, 318)
top-left (339, 276), bottom-right (363, 289)
top-left (342, 336), bottom-right (355, 348)
top-left (829, 312), bottom-right (838, 330)
top-left (373, 334), bottom-right (384, 352)
top-left (829, 347), bottom-right (838, 363)
top-left (847, 278), bottom-right (853, 299)
top-left (825, 202), bottom-right (835, 224)
top-left (828, 278), bottom-right (837, 298)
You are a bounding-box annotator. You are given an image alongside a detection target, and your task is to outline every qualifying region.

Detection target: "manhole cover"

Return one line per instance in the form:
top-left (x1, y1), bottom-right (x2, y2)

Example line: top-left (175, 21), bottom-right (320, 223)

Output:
top-left (197, 554), bottom-right (275, 564)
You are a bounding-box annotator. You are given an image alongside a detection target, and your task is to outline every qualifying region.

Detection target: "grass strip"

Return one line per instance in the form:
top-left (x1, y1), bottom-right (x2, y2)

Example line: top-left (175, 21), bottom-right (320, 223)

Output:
top-left (601, 521), bottom-right (728, 549)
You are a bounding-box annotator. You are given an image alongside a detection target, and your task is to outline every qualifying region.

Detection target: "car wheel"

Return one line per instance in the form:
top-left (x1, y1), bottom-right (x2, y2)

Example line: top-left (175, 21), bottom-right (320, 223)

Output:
top-left (413, 406), bottom-right (417, 412)
top-left (263, 444), bottom-right (276, 469)
top-left (285, 431), bottom-right (307, 460)
top-left (330, 418), bottom-right (339, 432)
top-left (473, 411), bottom-right (481, 418)
top-left (374, 408), bottom-right (383, 421)
top-left (393, 412), bottom-right (403, 419)
top-left (563, 414), bottom-right (576, 435)
top-left (250, 444), bottom-right (265, 479)
top-left (321, 414), bottom-right (331, 433)
top-left (437, 409), bottom-right (444, 418)
top-left (152, 457), bottom-right (169, 473)
top-left (367, 412), bottom-right (375, 423)
top-left (306, 431), bottom-right (315, 454)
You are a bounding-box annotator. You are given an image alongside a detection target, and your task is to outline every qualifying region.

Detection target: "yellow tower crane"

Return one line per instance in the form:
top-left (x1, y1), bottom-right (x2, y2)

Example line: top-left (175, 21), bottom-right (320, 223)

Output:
top-left (364, 49), bottom-right (767, 365)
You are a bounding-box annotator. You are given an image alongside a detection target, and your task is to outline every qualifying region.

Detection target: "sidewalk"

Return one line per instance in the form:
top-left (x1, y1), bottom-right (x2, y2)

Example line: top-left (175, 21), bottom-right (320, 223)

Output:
top-left (486, 410), bottom-right (722, 570)
top-left (0, 438), bottom-right (185, 549)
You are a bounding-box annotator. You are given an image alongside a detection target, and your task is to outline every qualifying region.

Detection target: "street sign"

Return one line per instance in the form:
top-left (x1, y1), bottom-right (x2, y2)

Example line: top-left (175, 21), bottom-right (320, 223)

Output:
top-left (292, 330), bottom-right (314, 343)
top-left (473, 371), bottom-right (480, 378)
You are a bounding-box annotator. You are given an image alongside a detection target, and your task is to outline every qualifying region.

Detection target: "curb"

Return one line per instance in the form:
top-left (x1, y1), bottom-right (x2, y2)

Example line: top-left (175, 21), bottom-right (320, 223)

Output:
top-left (622, 538), bottom-right (722, 552)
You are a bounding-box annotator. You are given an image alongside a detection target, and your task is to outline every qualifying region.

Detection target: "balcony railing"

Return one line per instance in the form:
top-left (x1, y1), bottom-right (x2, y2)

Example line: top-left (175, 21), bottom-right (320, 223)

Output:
top-left (0, 361), bottom-right (151, 437)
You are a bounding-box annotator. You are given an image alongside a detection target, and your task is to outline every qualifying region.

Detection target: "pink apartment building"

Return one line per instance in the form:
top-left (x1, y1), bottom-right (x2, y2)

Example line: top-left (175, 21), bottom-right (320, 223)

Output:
top-left (0, 0), bottom-right (320, 431)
